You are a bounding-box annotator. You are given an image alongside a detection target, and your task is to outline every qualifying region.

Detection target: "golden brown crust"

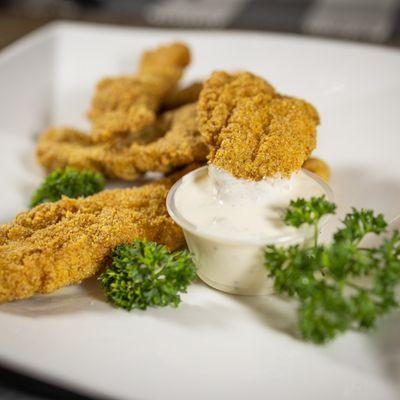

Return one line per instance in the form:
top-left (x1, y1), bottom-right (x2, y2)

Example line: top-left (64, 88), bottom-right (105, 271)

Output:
top-left (138, 42), bottom-right (190, 73)
top-left (88, 42), bottom-right (191, 141)
top-left (126, 103), bottom-right (208, 175)
top-left (163, 82), bottom-right (203, 110)
top-left (36, 103), bottom-right (209, 181)
top-left (198, 71), bottom-right (319, 180)
top-left (303, 157), bottom-right (331, 182)
top-left (0, 167), bottom-right (197, 303)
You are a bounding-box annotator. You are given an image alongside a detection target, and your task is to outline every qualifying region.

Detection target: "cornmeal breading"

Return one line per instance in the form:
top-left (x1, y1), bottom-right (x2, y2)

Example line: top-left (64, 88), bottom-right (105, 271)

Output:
top-left (37, 103), bottom-right (208, 181)
top-left (163, 82), bottom-right (203, 110)
top-left (0, 167), bottom-right (199, 303)
top-left (198, 71), bottom-right (319, 180)
top-left (88, 42), bottom-right (190, 141)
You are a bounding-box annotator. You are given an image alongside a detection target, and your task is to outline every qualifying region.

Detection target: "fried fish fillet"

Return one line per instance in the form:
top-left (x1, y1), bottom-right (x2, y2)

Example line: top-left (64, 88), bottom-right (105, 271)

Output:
top-left (303, 157), bottom-right (331, 182)
top-left (88, 42), bottom-right (190, 141)
top-left (37, 103), bottom-right (208, 181)
top-left (0, 166), bottom-right (198, 304)
top-left (163, 81), bottom-right (203, 110)
top-left (198, 71), bottom-right (319, 180)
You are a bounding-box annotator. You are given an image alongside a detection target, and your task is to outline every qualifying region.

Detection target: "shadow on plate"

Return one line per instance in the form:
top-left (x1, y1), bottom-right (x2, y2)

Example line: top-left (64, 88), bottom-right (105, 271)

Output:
top-left (143, 282), bottom-right (235, 329)
top-left (372, 312), bottom-right (400, 393)
top-left (233, 295), bottom-right (299, 339)
top-left (0, 277), bottom-right (110, 317)
top-left (204, 281), bottom-right (300, 340)
top-left (0, 279), bottom-right (234, 329)
top-left (331, 166), bottom-right (400, 221)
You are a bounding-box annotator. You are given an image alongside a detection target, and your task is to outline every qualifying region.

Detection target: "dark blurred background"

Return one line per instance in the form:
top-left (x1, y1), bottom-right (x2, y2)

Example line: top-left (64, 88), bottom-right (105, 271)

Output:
top-left (1, 0), bottom-right (400, 50)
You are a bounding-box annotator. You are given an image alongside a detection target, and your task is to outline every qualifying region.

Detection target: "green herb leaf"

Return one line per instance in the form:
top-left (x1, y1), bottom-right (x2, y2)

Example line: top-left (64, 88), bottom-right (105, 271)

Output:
top-left (99, 240), bottom-right (197, 311)
top-left (334, 208), bottom-right (387, 244)
top-left (283, 196), bottom-right (336, 228)
top-left (298, 285), bottom-right (353, 344)
top-left (265, 198), bottom-right (400, 344)
top-left (30, 167), bottom-right (105, 207)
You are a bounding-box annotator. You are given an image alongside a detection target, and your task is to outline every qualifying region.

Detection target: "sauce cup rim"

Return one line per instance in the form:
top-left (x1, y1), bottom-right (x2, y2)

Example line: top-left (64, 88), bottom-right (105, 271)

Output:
top-left (166, 165), bottom-right (334, 246)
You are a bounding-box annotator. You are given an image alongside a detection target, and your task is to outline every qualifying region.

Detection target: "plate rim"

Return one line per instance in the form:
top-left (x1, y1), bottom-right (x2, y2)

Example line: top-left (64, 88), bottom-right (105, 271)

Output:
top-left (1, 20), bottom-right (400, 68)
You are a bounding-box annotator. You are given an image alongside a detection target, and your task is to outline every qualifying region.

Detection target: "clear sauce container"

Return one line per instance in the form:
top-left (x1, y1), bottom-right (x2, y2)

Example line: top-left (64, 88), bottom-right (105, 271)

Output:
top-left (167, 166), bottom-right (333, 296)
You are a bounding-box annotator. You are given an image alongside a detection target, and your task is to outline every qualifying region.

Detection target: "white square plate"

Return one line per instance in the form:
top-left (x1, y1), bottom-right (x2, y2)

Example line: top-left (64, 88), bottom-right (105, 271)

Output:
top-left (0, 22), bottom-right (400, 400)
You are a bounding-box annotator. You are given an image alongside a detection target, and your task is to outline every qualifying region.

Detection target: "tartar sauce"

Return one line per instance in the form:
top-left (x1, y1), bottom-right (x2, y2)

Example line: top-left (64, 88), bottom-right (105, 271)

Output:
top-left (175, 165), bottom-right (325, 241)
top-left (168, 165), bottom-right (331, 295)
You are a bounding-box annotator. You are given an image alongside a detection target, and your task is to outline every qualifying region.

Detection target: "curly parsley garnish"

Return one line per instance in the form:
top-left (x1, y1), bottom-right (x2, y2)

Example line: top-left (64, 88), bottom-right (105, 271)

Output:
top-left (30, 167), bottom-right (105, 207)
top-left (99, 241), bottom-right (196, 311)
top-left (265, 196), bottom-right (400, 344)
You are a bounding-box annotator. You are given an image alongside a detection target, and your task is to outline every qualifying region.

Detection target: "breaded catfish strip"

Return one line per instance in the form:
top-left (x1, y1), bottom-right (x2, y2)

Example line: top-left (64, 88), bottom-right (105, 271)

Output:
top-left (126, 103), bottom-right (207, 175)
top-left (303, 157), bottom-right (331, 182)
top-left (88, 42), bottom-right (190, 141)
top-left (37, 103), bottom-right (208, 181)
top-left (198, 71), bottom-right (319, 180)
top-left (0, 168), bottom-right (196, 303)
top-left (163, 81), bottom-right (203, 110)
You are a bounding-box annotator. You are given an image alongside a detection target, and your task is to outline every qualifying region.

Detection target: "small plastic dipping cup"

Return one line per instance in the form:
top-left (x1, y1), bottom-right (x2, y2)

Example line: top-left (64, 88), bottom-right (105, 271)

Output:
top-left (167, 166), bottom-right (333, 296)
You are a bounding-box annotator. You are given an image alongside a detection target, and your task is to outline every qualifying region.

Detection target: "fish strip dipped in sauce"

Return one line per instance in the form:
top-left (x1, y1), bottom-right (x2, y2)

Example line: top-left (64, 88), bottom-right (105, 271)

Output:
top-left (167, 71), bottom-right (331, 295)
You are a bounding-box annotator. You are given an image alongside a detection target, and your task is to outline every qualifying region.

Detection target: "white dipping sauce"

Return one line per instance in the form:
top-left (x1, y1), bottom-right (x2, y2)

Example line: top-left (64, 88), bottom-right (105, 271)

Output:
top-left (168, 165), bottom-right (331, 295)
top-left (175, 165), bottom-right (325, 241)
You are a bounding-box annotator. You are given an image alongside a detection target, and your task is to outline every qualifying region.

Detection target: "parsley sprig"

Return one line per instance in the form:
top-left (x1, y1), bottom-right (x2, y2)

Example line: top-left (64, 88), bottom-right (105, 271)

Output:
top-left (30, 167), bottom-right (105, 207)
top-left (265, 196), bottom-right (400, 344)
top-left (99, 241), bottom-right (196, 311)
